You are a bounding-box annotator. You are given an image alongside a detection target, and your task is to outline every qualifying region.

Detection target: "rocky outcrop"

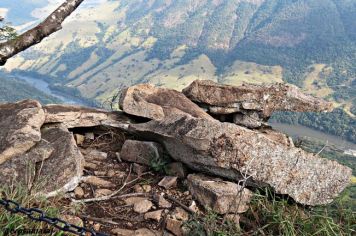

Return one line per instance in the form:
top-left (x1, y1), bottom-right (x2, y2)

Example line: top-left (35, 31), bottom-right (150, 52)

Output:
top-left (44, 104), bottom-right (131, 129)
top-left (119, 84), bottom-right (213, 121)
top-left (187, 174), bottom-right (252, 214)
top-left (182, 80), bottom-right (333, 128)
top-left (0, 100), bottom-right (45, 165)
top-left (130, 114), bottom-right (351, 206)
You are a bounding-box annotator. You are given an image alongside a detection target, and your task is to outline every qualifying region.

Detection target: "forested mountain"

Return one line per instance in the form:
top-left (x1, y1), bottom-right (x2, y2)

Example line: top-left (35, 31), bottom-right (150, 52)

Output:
top-left (2, 0), bottom-right (355, 141)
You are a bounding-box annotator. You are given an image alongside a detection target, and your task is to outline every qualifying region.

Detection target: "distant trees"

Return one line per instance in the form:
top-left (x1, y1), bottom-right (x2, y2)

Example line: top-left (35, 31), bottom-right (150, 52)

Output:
top-left (0, 0), bottom-right (84, 66)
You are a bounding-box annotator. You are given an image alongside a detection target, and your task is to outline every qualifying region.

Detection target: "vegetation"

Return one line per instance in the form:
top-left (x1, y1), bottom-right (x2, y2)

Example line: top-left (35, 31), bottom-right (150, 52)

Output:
top-left (271, 109), bottom-right (356, 143)
top-left (185, 188), bottom-right (355, 236)
top-left (0, 74), bottom-right (61, 104)
top-left (0, 185), bottom-right (71, 236)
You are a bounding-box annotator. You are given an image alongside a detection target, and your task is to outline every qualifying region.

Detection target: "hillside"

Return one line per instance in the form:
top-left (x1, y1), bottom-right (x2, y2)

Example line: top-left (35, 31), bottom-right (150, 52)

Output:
top-left (0, 73), bottom-right (61, 104)
top-left (2, 0), bottom-right (355, 141)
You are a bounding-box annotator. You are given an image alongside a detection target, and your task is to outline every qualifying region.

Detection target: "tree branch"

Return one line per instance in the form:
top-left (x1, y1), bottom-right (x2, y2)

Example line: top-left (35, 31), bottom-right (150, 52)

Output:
top-left (0, 0), bottom-right (85, 66)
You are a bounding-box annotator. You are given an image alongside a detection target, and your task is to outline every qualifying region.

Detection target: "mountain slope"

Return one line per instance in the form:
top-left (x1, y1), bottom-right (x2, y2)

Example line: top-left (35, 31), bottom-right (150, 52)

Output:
top-left (2, 0), bottom-right (355, 115)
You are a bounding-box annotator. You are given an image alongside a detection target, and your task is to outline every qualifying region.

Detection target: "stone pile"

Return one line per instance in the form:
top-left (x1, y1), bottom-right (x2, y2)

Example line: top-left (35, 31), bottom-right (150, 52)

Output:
top-left (0, 79), bottom-right (352, 236)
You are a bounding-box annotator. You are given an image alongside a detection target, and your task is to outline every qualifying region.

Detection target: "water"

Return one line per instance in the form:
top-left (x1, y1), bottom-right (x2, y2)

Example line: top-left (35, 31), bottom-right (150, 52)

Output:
top-left (270, 122), bottom-right (356, 151)
top-left (16, 75), bottom-right (86, 106)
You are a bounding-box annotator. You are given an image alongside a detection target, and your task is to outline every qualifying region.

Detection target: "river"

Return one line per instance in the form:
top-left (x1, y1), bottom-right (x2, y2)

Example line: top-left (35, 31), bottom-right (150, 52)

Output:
top-left (270, 122), bottom-right (356, 150)
top-left (16, 75), bottom-right (87, 106)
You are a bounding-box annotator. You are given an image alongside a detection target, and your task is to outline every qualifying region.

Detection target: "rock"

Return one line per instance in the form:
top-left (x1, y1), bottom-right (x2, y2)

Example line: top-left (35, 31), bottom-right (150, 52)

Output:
top-left (187, 174), bottom-right (252, 214)
top-left (37, 125), bottom-right (84, 197)
top-left (130, 114), bottom-right (352, 205)
top-left (94, 171), bottom-right (107, 176)
top-left (43, 104), bottom-right (131, 129)
top-left (142, 185), bottom-right (152, 193)
top-left (119, 83), bottom-right (213, 121)
top-left (95, 189), bottom-right (113, 197)
top-left (0, 100), bottom-right (45, 165)
top-left (209, 106), bottom-right (240, 115)
top-left (134, 184), bottom-right (144, 193)
top-left (134, 199), bottom-right (153, 214)
top-left (158, 195), bottom-right (172, 209)
top-left (74, 134), bottom-right (85, 145)
top-left (83, 149), bottom-right (108, 161)
top-left (133, 163), bottom-right (149, 176)
top-left (135, 228), bottom-right (160, 236)
top-left (74, 187), bottom-right (85, 198)
top-left (0, 139), bottom-right (53, 191)
top-left (189, 201), bottom-right (199, 213)
top-left (112, 228), bottom-right (160, 236)
top-left (61, 215), bottom-right (84, 227)
top-left (166, 218), bottom-right (183, 236)
top-left (85, 132), bottom-right (95, 140)
top-left (165, 163), bottom-right (187, 179)
top-left (112, 228), bottom-right (135, 236)
top-left (120, 140), bottom-right (163, 166)
top-left (83, 176), bottom-right (114, 188)
top-left (182, 80), bottom-right (333, 119)
top-left (124, 197), bottom-right (148, 206)
top-left (84, 161), bottom-right (98, 170)
top-left (158, 176), bottom-right (178, 190)
top-left (145, 210), bottom-right (163, 222)
top-left (172, 207), bottom-right (189, 222)
top-left (233, 111), bottom-right (263, 128)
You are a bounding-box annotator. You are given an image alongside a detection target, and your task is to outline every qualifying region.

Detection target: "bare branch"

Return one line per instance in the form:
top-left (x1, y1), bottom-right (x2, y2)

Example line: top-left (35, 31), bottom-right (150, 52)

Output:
top-left (0, 0), bottom-right (85, 66)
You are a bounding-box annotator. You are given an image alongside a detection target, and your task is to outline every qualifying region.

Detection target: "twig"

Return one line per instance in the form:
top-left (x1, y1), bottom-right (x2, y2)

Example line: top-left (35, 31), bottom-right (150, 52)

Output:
top-left (316, 140), bottom-right (328, 155)
top-left (81, 215), bottom-right (120, 225)
top-left (165, 195), bottom-right (195, 215)
top-left (71, 169), bottom-right (152, 204)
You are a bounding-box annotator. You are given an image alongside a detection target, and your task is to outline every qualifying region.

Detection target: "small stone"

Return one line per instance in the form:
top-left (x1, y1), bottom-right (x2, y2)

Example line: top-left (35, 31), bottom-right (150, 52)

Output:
top-left (74, 187), bottom-right (85, 198)
top-left (124, 197), bottom-right (147, 206)
top-left (142, 185), bottom-right (152, 193)
top-left (84, 162), bottom-right (98, 170)
top-left (158, 195), bottom-right (172, 209)
top-left (94, 171), bottom-right (107, 176)
top-left (85, 149), bottom-right (108, 161)
top-left (61, 215), bottom-right (83, 227)
top-left (93, 223), bottom-right (101, 231)
top-left (134, 199), bottom-right (153, 214)
top-left (172, 207), bottom-right (189, 221)
top-left (107, 170), bottom-right (116, 177)
top-left (95, 189), bottom-right (113, 197)
top-left (144, 210), bottom-right (163, 222)
top-left (74, 134), bottom-right (85, 145)
top-left (165, 162), bottom-right (187, 179)
top-left (135, 228), bottom-right (157, 236)
top-left (120, 140), bottom-right (163, 165)
top-left (158, 176), bottom-right (177, 190)
top-left (83, 176), bottom-right (114, 188)
top-left (133, 163), bottom-right (149, 176)
top-left (85, 132), bottom-right (95, 140)
top-left (189, 201), bottom-right (199, 213)
top-left (134, 184), bottom-right (144, 193)
top-left (112, 228), bottom-right (135, 236)
top-left (166, 218), bottom-right (183, 236)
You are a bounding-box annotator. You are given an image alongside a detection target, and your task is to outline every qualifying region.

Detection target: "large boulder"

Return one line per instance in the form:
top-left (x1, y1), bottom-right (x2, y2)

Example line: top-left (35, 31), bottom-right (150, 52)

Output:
top-left (119, 84), bottom-right (213, 121)
top-left (38, 125), bottom-right (85, 197)
top-left (182, 80), bottom-right (333, 120)
top-left (129, 114), bottom-right (351, 206)
top-left (0, 100), bottom-right (45, 165)
top-left (44, 104), bottom-right (131, 129)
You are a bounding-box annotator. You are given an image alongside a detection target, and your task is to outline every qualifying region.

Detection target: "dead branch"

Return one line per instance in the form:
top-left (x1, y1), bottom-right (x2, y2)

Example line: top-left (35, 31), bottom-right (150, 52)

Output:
top-left (0, 0), bottom-right (84, 66)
